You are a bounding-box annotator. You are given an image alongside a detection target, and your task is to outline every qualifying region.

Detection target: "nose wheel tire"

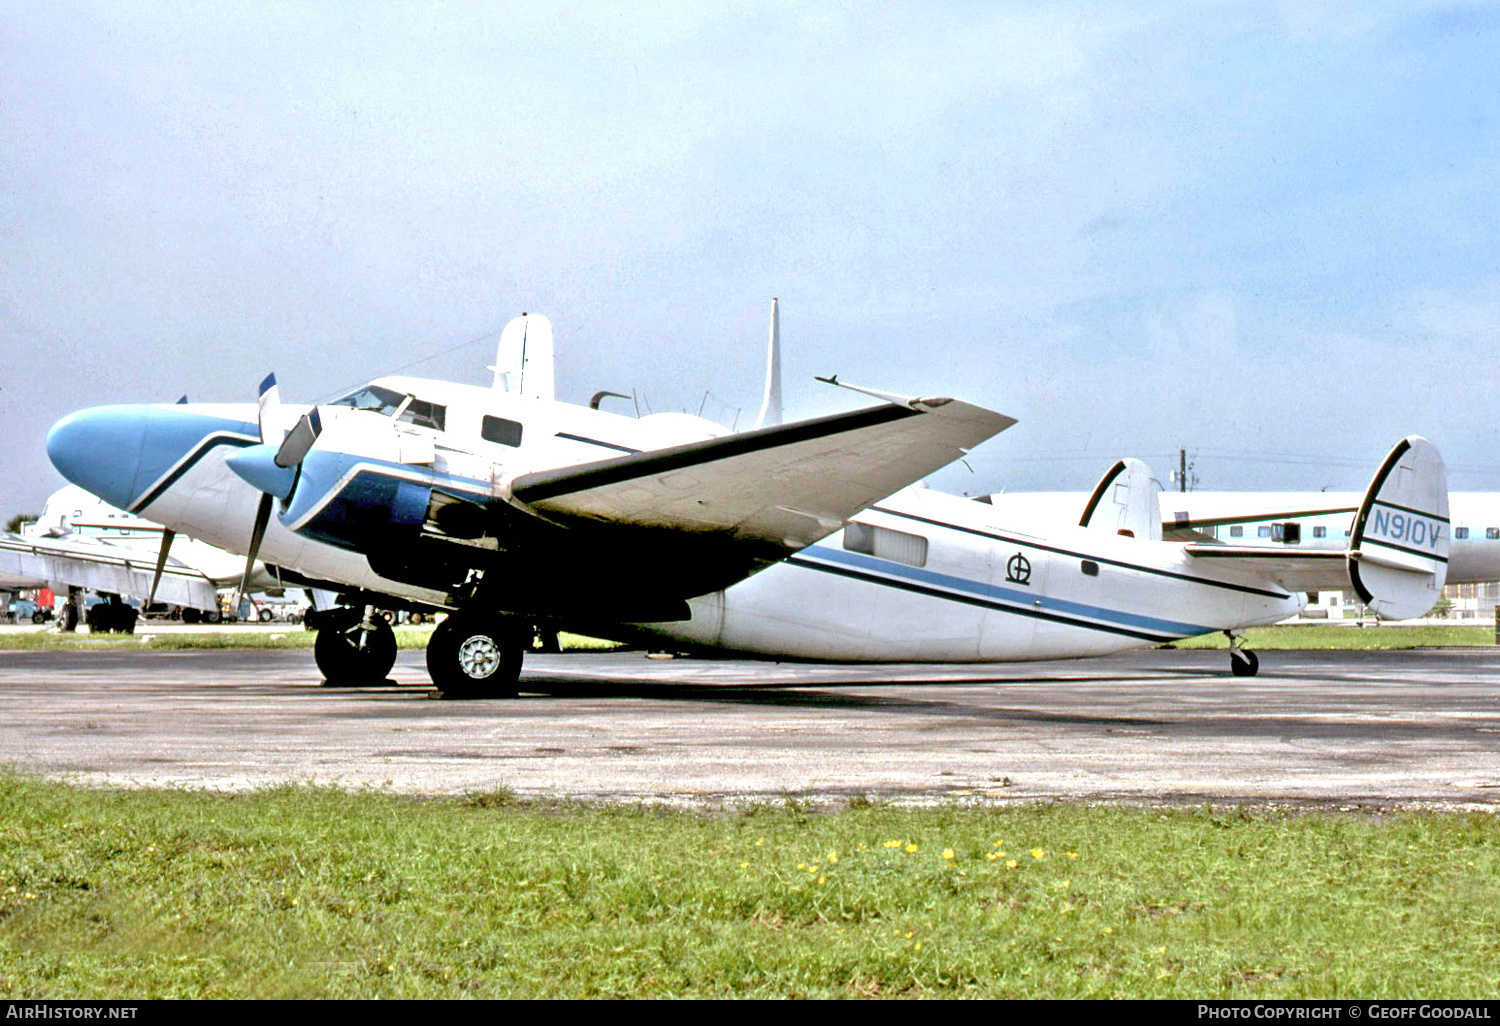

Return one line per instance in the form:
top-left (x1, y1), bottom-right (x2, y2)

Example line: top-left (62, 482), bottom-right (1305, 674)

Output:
top-left (1230, 648), bottom-right (1259, 677)
top-left (427, 614), bottom-right (526, 698)
top-left (314, 614), bottom-right (398, 686)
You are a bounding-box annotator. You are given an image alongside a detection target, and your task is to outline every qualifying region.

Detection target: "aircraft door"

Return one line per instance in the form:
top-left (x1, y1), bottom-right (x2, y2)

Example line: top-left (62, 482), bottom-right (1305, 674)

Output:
top-left (978, 540), bottom-right (1049, 659)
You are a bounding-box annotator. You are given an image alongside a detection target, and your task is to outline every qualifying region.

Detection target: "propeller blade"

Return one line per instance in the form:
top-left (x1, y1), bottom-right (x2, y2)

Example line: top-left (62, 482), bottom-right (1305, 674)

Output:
top-left (238, 493), bottom-right (274, 602)
top-left (257, 373), bottom-right (282, 446)
top-left (146, 528), bottom-right (175, 607)
top-left (275, 407), bottom-right (322, 469)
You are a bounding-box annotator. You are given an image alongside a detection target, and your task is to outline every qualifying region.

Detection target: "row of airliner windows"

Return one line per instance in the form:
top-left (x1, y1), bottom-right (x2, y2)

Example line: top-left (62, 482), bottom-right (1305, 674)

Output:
top-left (1220, 524), bottom-right (1500, 541)
top-left (1224, 525), bottom-right (1331, 539)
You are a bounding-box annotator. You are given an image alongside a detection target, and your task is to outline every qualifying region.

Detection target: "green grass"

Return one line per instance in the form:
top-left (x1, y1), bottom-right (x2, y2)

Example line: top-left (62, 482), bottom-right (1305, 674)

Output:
top-left (0, 630), bottom-right (619, 652)
top-left (1171, 624), bottom-right (1494, 650)
top-left (0, 776), bottom-right (1497, 998)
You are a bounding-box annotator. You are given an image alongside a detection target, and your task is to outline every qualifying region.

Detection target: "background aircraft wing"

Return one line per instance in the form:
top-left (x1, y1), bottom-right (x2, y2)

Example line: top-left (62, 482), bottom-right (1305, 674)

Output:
top-left (510, 397), bottom-right (1013, 558)
top-left (0, 533), bottom-right (220, 610)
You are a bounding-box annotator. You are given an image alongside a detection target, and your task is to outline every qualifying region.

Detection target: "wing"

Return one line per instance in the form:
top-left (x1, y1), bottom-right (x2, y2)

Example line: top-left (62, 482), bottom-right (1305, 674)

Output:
top-left (510, 397), bottom-right (1013, 556)
top-left (0, 533), bottom-right (220, 610)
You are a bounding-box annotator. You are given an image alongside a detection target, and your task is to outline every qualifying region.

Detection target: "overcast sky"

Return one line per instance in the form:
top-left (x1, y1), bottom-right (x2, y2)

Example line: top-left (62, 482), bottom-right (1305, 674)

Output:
top-left (4, 1), bottom-right (1499, 517)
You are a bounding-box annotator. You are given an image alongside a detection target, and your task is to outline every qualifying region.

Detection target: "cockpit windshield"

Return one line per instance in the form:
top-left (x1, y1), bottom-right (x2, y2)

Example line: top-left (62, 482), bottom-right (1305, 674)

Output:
top-left (330, 385), bottom-right (447, 431)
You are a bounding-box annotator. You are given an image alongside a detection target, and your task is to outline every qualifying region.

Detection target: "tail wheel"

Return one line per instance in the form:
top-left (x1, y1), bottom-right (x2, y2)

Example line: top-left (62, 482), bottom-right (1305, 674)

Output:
top-left (427, 613), bottom-right (525, 698)
top-left (315, 612), bottom-right (398, 686)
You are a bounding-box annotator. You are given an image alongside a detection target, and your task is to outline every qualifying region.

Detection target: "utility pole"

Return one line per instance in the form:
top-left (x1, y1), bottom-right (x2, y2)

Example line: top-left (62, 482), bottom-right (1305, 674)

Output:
top-left (1171, 447), bottom-right (1197, 492)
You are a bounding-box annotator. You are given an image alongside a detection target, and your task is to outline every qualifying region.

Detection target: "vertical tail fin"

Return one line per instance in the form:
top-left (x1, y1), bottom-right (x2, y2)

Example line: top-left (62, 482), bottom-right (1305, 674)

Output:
top-left (490, 313), bottom-right (556, 400)
top-left (1348, 436), bottom-right (1449, 619)
top-left (1079, 458), bottom-right (1162, 541)
top-left (753, 298), bottom-right (782, 429)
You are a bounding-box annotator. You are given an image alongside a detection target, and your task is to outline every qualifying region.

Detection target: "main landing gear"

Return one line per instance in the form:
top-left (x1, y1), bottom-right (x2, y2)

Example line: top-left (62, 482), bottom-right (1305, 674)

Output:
top-left (307, 603), bottom-right (530, 697)
top-left (426, 612), bottom-right (529, 699)
top-left (312, 605), bottom-right (397, 686)
top-left (1226, 630), bottom-right (1259, 677)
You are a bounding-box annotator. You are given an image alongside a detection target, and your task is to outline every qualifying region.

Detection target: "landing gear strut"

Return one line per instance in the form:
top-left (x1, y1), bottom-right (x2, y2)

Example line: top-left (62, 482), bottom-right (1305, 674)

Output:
top-left (427, 612), bottom-right (528, 699)
top-left (1226, 630), bottom-right (1259, 677)
top-left (313, 605), bottom-right (397, 685)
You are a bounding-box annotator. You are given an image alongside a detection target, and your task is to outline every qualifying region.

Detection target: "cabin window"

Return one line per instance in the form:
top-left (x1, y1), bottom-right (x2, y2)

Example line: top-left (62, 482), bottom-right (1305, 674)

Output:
top-left (1257, 525), bottom-right (1272, 538)
top-left (1456, 527), bottom-right (1469, 540)
top-left (482, 416), bottom-right (524, 447)
top-left (1487, 528), bottom-right (1499, 540)
top-left (844, 522), bottom-right (928, 567)
top-left (1313, 526), bottom-right (1327, 539)
top-left (1081, 560), bottom-right (1099, 577)
top-left (1229, 525), bottom-right (1243, 538)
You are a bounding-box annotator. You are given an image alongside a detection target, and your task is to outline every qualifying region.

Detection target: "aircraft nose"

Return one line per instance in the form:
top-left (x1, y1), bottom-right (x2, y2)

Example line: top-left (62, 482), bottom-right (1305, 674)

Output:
top-left (47, 405), bottom-right (153, 511)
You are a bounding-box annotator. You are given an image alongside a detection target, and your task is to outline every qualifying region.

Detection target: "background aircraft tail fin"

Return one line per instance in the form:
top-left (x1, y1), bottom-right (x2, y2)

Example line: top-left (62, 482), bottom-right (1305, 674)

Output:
top-left (1079, 458), bottom-right (1162, 541)
top-left (752, 297), bottom-right (782, 429)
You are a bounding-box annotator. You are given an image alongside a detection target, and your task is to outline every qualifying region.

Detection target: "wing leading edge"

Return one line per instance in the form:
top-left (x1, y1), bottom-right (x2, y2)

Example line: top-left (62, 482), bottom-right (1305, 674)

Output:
top-left (510, 397), bottom-right (1014, 558)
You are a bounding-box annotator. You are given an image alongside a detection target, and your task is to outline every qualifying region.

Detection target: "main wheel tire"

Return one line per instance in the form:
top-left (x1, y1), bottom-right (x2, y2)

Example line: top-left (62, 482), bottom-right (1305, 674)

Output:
top-left (315, 616), bottom-right (398, 686)
top-left (258, 608), bottom-right (274, 622)
top-left (426, 614), bottom-right (525, 698)
top-left (1230, 649), bottom-right (1260, 677)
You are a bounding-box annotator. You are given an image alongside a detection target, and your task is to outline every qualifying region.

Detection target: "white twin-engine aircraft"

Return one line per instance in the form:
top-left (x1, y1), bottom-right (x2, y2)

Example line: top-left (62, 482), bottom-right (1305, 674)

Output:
top-left (45, 313), bottom-right (1450, 696)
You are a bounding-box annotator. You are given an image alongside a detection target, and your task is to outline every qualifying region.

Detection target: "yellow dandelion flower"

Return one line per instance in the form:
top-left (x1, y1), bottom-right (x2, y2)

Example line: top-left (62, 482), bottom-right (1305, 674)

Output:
top-left (992, 839), bottom-right (1004, 847)
top-left (739, 862), bottom-right (749, 869)
top-left (818, 875), bottom-right (827, 884)
top-left (905, 843), bottom-right (918, 854)
top-left (755, 837), bottom-right (765, 846)
top-left (884, 839), bottom-right (901, 849)
top-left (914, 941), bottom-right (922, 951)
top-left (942, 849), bottom-right (955, 860)
top-left (985, 852), bottom-right (999, 861)
top-left (1103, 927), bottom-right (1113, 935)
top-left (1006, 859), bottom-right (1018, 868)
top-left (827, 851), bottom-right (838, 864)
top-left (1031, 848), bottom-right (1046, 860)
top-left (1066, 852), bottom-right (1079, 859)
top-left (904, 931), bottom-right (914, 940)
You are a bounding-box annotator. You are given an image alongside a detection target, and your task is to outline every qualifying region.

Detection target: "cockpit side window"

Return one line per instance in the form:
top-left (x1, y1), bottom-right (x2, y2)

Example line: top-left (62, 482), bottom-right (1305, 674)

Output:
top-left (330, 385), bottom-right (446, 431)
top-left (398, 397), bottom-right (446, 432)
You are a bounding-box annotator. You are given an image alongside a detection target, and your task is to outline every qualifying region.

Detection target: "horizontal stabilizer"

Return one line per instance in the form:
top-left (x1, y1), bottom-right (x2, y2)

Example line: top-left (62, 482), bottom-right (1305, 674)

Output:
top-left (511, 397), bottom-right (1014, 558)
top-left (1184, 436), bottom-right (1448, 619)
top-left (1080, 458), bottom-right (1161, 541)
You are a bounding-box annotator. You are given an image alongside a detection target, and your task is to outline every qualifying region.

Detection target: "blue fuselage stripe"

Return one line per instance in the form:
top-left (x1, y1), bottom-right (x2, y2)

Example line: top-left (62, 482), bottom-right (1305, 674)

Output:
top-left (793, 545), bottom-right (1216, 640)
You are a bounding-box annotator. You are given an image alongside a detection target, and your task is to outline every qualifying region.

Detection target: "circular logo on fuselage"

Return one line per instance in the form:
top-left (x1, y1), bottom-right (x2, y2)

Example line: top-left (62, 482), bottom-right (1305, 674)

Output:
top-left (1006, 552), bottom-right (1032, 586)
